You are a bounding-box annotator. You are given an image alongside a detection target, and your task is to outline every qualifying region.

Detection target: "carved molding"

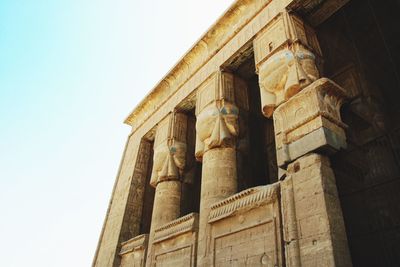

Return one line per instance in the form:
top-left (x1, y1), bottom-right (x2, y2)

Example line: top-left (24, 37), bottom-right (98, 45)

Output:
top-left (119, 234), bottom-right (149, 255)
top-left (124, 1), bottom-right (276, 127)
top-left (208, 183), bottom-right (280, 223)
top-left (150, 112), bottom-right (188, 187)
top-left (123, 0), bottom-right (295, 144)
top-left (153, 213), bottom-right (199, 243)
top-left (254, 11), bottom-right (322, 118)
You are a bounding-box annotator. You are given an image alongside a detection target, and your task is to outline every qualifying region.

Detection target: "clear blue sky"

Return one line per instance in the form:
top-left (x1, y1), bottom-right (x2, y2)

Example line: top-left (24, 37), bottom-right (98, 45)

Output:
top-left (0, 0), bottom-right (235, 266)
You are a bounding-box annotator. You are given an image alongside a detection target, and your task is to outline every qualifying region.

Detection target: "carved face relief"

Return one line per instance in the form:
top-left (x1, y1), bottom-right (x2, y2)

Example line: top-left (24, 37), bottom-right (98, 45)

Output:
top-left (150, 140), bottom-right (187, 187)
top-left (258, 45), bottom-right (319, 118)
top-left (195, 102), bottom-right (239, 159)
top-left (150, 113), bottom-right (188, 187)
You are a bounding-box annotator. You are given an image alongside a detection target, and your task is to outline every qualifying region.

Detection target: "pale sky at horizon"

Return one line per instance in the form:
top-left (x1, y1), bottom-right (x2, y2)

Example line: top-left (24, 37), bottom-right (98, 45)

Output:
top-left (0, 1), bottom-right (235, 266)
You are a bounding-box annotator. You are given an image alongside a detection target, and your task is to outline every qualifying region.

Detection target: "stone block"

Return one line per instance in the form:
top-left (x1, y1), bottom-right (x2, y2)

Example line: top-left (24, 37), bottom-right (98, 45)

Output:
top-left (280, 153), bottom-right (352, 267)
top-left (273, 78), bottom-right (348, 167)
top-left (254, 11), bottom-right (322, 117)
top-left (208, 184), bottom-right (283, 267)
top-left (150, 213), bottom-right (199, 267)
top-left (119, 234), bottom-right (148, 267)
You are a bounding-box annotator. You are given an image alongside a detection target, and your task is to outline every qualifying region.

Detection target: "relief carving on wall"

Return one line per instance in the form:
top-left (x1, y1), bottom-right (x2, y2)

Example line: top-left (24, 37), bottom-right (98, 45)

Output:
top-left (254, 11), bottom-right (322, 118)
top-left (273, 78), bottom-right (348, 166)
top-left (207, 184), bottom-right (283, 267)
top-left (150, 112), bottom-right (188, 187)
top-left (195, 71), bottom-right (248, 160)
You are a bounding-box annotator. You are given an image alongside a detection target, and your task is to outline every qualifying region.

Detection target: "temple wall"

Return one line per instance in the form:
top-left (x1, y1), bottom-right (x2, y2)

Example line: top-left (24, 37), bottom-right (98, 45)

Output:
top-left (94, 135), bottom-right (141, 267)
top-left (208, 184), bottom-right (283, 267)
top-left (90, 0), bottom-right (399, 266)
top-left (151, 213), bottom-right (198, 267)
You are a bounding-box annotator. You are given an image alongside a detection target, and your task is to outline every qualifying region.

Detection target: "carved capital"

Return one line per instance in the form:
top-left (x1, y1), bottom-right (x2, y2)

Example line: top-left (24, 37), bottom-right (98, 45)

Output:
top-left (273, 78), bottom-right (348, 167)
top-left (150, 112), bottom-right (187, 187)
top-left (195, 71), bottom-right (248, 160)
top-left (254, 11), bottom-right (322, 117)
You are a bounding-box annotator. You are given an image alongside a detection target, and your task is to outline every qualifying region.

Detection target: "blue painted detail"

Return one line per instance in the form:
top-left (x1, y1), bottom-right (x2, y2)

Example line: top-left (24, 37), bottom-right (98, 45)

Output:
top-left (170, 147), bottom-right (176, 153)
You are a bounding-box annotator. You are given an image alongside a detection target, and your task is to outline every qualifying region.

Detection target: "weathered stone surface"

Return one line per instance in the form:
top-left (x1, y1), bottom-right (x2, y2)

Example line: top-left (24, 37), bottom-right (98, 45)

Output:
top-left (119, 234), bottom-right (148, 267)
top-left (281, 154), bottom-right (352, 267)
top-left (195, 71), bottom-right (248, 160)
top-left (197, 147), bottom-right (237, 267)
top-left (120, 140), bottom-right (152, 243)
top-left (150, 112), bottom-right (187, 187)
top-left (254, 11), bottom-right (322, 118)
top-left (93, 1), bottom-right (366, 267)
top-left (151, 213), bottom-right (199, 267)
top-left (273, 78), bottom-right (348, 166)
top-left (145, 112), bottom-right (188, 267)
top-left (195, 70), bottom-right (250, 267)
top-left (208, 184), bottom-right (283, 267)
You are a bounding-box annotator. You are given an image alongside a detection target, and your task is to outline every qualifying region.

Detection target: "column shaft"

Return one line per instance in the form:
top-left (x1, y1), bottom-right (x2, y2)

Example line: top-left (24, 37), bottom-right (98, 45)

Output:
top-left (254, 11), bottom-right (352, 267)
top-left (194, 71), bottom-right (248, 266)
top-left (145, 112), bottom-right (188, 267)
top-left (148, 180), bottom-right (181, 238)
top-left (197, 147), bottom-right (237, 265)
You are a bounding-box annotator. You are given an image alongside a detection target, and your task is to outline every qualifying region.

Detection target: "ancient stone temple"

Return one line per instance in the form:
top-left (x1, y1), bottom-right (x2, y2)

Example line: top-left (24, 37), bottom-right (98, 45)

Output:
top-left (93, 0), bottom-right (400, 266)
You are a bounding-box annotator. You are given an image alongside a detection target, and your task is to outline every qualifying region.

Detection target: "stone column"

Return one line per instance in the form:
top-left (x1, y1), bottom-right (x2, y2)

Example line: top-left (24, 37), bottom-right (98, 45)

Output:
top-left (254, 11), bottom-right (352, 267)
top-left (195, 71), bottom-right (248, 267)
top-left (146, 112), bottom-right (188, 266)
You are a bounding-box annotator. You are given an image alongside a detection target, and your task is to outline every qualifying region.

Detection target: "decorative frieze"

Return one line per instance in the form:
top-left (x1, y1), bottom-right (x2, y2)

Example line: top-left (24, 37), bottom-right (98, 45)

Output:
top-left (254, 11), bottom-right (322, 118)
top-left (273, 78), bottom-right (348, 166)
top-left (153, 213), bottom-right (199, 243)
top-left (208, 183), bottom-right (280, 223)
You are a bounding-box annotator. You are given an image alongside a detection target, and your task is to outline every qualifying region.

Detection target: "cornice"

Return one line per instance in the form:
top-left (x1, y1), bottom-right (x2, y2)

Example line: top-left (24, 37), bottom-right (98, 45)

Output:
top-left (124, 0), bottom-right (273, 128)
top-left (119, 234), bottom-right (149, 255)
top-left (153, 212), bottom-right (199, 243)
top-left (208, 183), bottom-right (280, 223)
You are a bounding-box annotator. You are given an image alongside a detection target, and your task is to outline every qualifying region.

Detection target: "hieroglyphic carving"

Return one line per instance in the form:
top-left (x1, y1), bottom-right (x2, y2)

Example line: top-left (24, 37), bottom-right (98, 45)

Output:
top-left (273, 78), bottom-right (348, 166)
top-left (150, 112), bottom-right (187, 187)
top-left (120, 140), bottom-right (152, 243)
top-left (254, 11), bottom-right (322, 118)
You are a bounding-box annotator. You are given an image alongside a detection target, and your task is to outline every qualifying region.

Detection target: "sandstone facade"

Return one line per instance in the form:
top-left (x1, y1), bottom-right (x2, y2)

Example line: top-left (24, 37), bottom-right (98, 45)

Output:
top-left (93, 0), bottom-right (400, 266)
